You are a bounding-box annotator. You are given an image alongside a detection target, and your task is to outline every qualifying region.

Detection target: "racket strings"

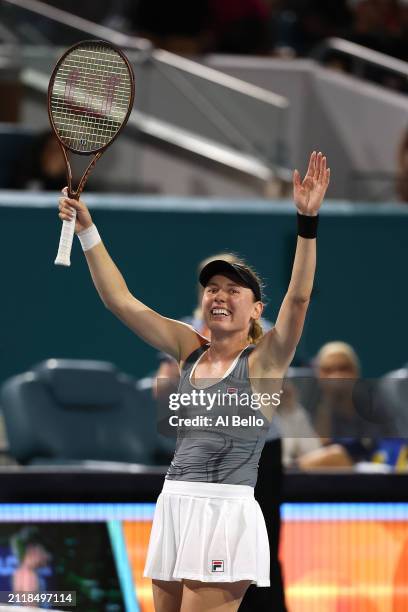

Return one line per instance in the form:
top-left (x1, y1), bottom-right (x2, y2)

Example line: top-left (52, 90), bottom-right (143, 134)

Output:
top-left (50, 43), bottom-right (132, 153)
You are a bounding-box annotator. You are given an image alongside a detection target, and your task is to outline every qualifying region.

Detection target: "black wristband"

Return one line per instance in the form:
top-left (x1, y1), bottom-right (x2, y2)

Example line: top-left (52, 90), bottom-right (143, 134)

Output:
top-left (297, 212), bottom-right (319, 238)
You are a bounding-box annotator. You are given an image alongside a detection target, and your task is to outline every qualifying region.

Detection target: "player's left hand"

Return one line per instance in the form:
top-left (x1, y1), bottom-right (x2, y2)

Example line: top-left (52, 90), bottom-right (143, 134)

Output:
top-left (293, 151), bottom-right (330, 216)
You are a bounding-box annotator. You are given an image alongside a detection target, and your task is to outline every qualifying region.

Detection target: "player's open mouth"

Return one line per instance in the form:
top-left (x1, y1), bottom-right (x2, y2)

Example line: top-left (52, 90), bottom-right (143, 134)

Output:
top-left (210, 308), bottom-right (231, 317)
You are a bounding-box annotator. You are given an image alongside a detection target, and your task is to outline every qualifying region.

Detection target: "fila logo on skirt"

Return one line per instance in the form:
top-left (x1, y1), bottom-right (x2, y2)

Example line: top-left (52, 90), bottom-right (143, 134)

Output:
top-left (211, 560), bottom-right (224, 572)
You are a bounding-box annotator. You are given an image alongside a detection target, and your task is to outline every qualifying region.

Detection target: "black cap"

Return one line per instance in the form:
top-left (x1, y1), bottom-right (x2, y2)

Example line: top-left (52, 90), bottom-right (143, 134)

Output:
top-left (199, 260), bottom-right (262, 302)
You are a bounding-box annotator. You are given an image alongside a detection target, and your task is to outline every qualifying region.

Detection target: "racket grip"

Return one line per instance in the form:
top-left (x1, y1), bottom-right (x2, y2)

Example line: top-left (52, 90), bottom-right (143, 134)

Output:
top-left (54, 209), bottom-right (77, 266)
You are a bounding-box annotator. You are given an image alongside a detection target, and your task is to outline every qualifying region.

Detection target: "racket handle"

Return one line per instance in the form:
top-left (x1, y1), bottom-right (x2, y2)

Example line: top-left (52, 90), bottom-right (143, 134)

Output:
top-left (54, 209), bottom-right (77, 266)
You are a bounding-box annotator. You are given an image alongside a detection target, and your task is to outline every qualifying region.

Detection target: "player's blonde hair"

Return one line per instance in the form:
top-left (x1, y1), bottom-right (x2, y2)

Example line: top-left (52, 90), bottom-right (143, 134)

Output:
top-left (249, 318), bottom-right (264, 345)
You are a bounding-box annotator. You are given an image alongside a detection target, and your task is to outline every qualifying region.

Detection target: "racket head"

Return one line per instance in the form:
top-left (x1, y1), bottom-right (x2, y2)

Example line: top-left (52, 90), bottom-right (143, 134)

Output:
top-left (48, 39), bottom-right (135, 156)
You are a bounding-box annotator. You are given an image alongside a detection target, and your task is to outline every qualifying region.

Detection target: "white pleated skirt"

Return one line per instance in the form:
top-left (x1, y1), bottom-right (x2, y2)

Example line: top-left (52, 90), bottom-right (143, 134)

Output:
top-left (143, 479), bottom-right (270, 586)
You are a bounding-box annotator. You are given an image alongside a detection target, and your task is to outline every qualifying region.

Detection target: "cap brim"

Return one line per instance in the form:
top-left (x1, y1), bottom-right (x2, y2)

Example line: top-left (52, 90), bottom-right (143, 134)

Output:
top-left (199, 260), bottom-right (261, 301)
top-left (199, 260), bottom-right (243, 288)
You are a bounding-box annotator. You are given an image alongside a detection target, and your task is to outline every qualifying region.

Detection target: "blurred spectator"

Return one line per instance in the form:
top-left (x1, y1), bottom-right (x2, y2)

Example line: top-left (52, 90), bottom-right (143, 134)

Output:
top-left (128, 0), bottom-right (212, 54)
top-left (36, 0), bottom-right (408, 73)
top-left (345, 0), bottom-right (408, 73)
top-left (397, 127), bottom-right (408, 202)
top-left (347, 0), bottom-right (387, 53)
top-left (208, 0), bottom-right (271, 54)
top-left (128, 0), bottom-right (271, 54)
top-left (274, 376), bottom-right (321, 467)
top-left (40, 0), bottom-right (408, 95)
top-left (9, 131), bottom-right (104, 193)
top-left (298, 341), bottom-right (380, 469)
top-left (294, 0), bottom-right (353, 55)
top-left (402, 0), bottom-right (408, 42)
top-left (313, 341), bottom-right (361, 439)
top-left (10, 131), bottom-right (66, 191)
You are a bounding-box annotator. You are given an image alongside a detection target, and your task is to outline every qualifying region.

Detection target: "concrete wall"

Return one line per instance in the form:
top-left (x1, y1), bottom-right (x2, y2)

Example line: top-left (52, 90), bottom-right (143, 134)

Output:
top-left (205, 57), bottom-right (408, 199)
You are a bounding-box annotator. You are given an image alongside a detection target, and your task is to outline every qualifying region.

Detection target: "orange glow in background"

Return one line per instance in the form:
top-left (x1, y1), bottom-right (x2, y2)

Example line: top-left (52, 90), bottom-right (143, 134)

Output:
top-left (124, 503), bottom-right (408, 612)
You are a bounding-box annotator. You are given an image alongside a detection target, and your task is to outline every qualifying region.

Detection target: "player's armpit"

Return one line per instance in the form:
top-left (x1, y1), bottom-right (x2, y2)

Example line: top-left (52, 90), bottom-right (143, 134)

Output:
top-left (251, 294), bottom-right (309, 373)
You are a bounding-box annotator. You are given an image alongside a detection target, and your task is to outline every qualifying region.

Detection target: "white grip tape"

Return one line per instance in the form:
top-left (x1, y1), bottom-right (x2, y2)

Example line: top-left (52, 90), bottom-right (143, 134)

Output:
top-left (54, 208), bottom-right (76, 266)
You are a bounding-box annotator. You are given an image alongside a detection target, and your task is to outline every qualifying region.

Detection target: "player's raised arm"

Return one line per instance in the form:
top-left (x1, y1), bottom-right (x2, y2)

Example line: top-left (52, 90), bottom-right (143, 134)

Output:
top-left (253, 151), bottom-right (330, 373)
top-left (58, 193), bottom-right (206, 362)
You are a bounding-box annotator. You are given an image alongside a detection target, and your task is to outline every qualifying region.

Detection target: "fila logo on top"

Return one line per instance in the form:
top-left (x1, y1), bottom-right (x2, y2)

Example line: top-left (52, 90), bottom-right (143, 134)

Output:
top-left (212, 560), bottom-right (224, 572)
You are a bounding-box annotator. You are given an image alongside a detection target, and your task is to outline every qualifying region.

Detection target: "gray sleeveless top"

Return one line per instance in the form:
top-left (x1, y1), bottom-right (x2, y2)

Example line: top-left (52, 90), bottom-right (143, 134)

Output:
top-left (165, 344), bottom-right (271, 487)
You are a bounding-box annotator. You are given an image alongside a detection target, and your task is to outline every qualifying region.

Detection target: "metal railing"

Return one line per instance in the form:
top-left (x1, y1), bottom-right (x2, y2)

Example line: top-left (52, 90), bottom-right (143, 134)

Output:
top-left (313, 37), bottom-right (408, 86)
top-left (1, 0), bottom-right (291, 190)
top-left (1, 0), bottom-right (151, 49)
top-left (21, 66), bottom-right (289, 190)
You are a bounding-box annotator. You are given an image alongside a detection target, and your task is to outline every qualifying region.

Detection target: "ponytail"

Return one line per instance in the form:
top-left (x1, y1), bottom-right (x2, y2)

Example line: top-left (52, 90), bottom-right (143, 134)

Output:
top-left (248, 319), bottom-right (263, 344)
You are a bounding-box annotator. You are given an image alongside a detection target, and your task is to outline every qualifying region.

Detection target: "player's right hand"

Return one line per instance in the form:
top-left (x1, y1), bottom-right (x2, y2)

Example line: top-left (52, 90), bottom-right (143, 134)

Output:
top-left (58, 187), bottom-right (93, 234)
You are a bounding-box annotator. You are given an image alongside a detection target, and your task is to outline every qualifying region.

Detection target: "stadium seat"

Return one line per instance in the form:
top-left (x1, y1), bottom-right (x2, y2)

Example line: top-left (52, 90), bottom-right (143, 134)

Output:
top-left (377, 367), bottom-right (408, 437)
top-left (0, 359), bottom-right (158, 465)
top-left (136, 375), bottom-right (176, 463)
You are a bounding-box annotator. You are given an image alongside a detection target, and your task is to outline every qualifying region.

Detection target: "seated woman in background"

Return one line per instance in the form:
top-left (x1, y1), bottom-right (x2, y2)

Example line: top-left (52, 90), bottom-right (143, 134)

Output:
top-left (298, 341), bottom-right (379, 469)
top-left (273, 376), bottom-right (321, 468)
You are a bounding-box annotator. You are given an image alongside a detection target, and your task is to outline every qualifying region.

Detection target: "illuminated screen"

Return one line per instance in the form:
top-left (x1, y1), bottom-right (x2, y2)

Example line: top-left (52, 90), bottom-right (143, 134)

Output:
top-left (0, 504), bottom-right (153, 612)
top-left (281, 503), bottom-right (408, 612)
top-left (0, 503), bottom-right (407, 611)
top-left (0, 522), bottom-right (124, 610)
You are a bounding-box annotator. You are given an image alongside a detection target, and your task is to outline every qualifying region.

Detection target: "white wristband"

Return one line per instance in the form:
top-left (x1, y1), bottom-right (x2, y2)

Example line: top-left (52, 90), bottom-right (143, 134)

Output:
top-left (77, 224), bottom-right (101, 252)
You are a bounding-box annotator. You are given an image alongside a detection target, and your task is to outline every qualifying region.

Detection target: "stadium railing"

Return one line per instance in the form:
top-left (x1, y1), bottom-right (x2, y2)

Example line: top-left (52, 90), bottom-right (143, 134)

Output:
top-left (313, 37), bottom-right (408, 92)
top-left (1, 0), bottom-right (291, 194)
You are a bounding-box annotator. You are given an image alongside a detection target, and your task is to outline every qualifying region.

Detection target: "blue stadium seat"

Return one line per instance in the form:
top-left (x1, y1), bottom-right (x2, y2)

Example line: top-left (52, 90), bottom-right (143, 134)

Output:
top-left (136, 375), bottom-right (176, 462)
top-left (0, 124), bottom-right (35, 188)
top-left (0, 359), bottom-right (158, 465)
top-left (377, 367), bottom-right (408, 437)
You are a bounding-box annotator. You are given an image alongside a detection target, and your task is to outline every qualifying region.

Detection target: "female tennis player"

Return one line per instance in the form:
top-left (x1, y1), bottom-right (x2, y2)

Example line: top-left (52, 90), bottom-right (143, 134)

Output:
top-left (58, 151), bottom-right (330, 612)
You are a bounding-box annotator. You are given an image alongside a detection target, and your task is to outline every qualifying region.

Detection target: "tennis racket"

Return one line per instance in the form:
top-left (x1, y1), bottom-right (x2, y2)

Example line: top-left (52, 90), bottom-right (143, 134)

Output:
top-left (48, 39), bottom-right (135, 266)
